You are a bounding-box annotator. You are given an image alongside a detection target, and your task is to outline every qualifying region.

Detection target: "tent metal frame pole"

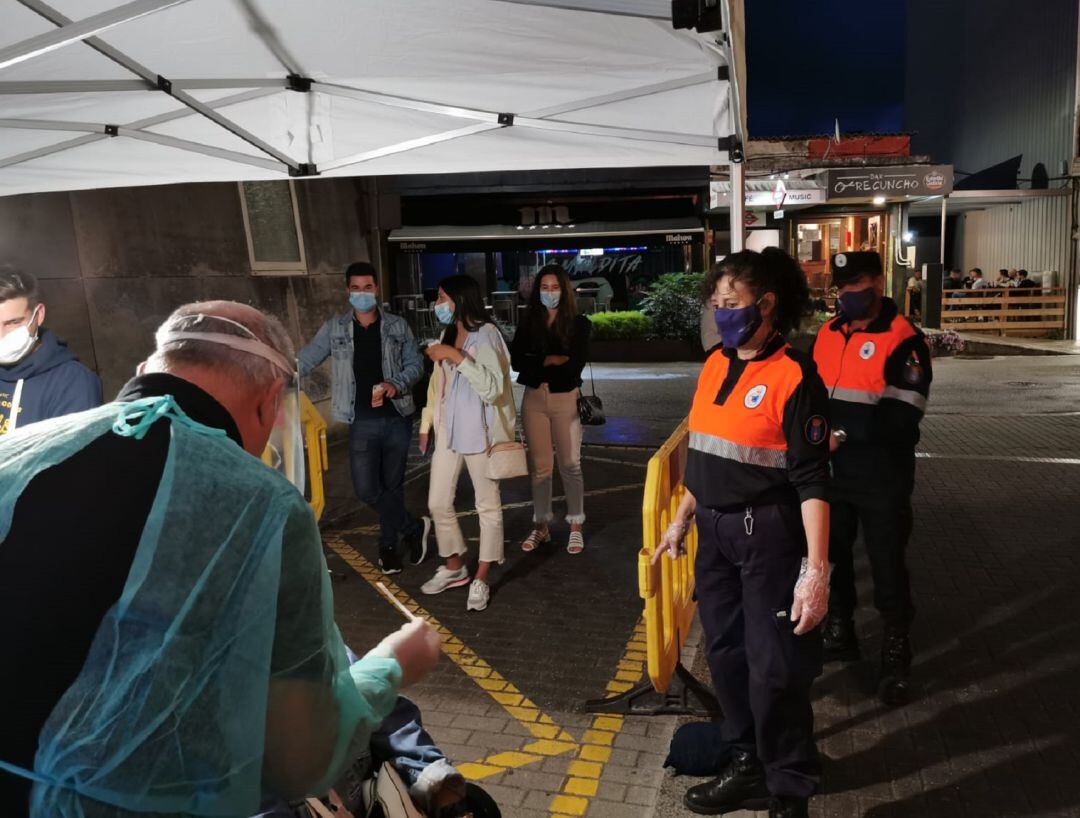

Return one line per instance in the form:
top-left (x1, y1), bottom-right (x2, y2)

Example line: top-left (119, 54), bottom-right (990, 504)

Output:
top-left (319, 123), bottom-right (504, 173)
top-left (729, 160), bottom-right (746, 252)
top-left (0, 79), bottom-right (288, 94)
top-left (315, 82), bottom-right (501, 124)
top-left (0, 0), bottom-right (190, 71)
top-left (234, 0), bottom-right (308, 76)
top-left (514, 115), bottom-right (717, 148)
top-left (317, 78), bottom-right (721, 149)
top-left (522, 71), bottom-right (715, 118)
top-left (488, 0), bottom-right (669, 19)
top-left (17, 0), bottom-right (300, 173)
top-left (0, 118), bottom-right (284, 172)
top-left (0, 87), bottom-right (278, 170)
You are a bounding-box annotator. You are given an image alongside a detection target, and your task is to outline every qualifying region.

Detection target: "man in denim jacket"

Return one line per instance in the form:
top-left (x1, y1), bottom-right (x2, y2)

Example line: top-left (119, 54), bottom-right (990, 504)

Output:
top-left (299, 262), bottom-right (427, 574)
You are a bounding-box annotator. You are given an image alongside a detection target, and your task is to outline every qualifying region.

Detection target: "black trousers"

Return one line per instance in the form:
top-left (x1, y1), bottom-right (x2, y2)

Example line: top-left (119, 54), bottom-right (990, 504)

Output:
top-left (695, 503), bottom-right (823, 798)
top-left (828, 496), bottom-right (914, 629)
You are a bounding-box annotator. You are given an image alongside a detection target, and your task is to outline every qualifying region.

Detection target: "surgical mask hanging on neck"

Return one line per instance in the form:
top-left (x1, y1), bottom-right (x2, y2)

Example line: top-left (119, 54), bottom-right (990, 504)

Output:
top-left (714, 302), bottom-right (763, 349)
top-left (540, 291), bottom-right (561, 310)
top-left (0, 308), bottom-right (40, 366)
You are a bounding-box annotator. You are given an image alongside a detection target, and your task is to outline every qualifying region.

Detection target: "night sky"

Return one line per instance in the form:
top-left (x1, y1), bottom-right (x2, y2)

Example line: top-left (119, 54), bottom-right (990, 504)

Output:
top-left (744, 0), bottom-right (907, 138)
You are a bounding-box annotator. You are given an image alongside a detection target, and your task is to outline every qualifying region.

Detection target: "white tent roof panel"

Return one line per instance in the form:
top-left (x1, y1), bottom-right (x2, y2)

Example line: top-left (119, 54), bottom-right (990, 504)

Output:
top-left (0, 0), bottom-right (741, 197)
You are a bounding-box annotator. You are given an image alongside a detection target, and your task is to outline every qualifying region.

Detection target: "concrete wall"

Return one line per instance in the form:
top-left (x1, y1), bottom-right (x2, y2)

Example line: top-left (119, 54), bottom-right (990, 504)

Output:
top-left (954, 193), bottom-right (1072, 284)
top-left (0, 177), bottom-right (370, 405)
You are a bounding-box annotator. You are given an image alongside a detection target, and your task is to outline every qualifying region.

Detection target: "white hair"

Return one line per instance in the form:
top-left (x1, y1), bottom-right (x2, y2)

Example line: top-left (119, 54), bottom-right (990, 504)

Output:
top-left (148, 302), bottom-right (295, 387)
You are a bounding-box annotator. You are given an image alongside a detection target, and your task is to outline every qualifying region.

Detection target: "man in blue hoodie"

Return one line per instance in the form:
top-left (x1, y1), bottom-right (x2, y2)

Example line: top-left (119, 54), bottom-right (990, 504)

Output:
top-left (0, 265), bottom-right (102, 435)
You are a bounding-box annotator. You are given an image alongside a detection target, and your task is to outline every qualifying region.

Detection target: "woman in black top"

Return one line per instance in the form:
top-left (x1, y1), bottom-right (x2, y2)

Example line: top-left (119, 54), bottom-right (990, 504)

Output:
top-left (511, 264), bottom-right (591, 554)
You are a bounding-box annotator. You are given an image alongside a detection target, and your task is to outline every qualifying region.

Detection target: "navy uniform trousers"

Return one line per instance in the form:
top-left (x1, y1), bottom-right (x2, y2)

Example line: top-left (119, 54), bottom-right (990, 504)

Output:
top-left (694, 503), bottom-right (824, 798)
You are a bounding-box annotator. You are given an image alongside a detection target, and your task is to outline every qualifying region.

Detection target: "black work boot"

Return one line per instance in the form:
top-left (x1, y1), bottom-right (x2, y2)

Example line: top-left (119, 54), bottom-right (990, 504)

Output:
top-left (770, 795), bottom-right (809, 818)
top-left (822, 614), bottom-right (860, 662)
top-left (878, 626), bottom-right (912, 707)
top-left (684, 749), bottom-right (770, 815)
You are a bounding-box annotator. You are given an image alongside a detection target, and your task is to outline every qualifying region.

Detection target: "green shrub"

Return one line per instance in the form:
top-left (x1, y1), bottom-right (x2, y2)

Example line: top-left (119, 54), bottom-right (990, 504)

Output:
top-left (639, 272), bottom-right (706, 342)
top-left (587, 311), bottom-right (653, 341)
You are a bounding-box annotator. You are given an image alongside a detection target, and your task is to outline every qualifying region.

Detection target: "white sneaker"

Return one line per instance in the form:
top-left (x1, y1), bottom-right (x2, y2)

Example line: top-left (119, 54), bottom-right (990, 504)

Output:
top-left (466, 579), bottom-right (490, 612)
top-left (420, 565), bottom-right (470, 595)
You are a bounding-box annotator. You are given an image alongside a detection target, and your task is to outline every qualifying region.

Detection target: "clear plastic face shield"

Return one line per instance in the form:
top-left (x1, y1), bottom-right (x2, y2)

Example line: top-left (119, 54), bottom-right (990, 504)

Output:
top-left (154, 315), bottom-right (305, 494)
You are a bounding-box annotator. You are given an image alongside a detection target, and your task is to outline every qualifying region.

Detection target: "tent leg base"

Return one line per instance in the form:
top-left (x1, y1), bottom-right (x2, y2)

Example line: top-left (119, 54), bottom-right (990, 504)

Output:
top-left (582, 662), bottom-right (721, 717)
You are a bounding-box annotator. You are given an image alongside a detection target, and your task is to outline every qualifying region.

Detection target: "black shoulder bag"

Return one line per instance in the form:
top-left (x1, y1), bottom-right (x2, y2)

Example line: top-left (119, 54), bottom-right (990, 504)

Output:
top-left (577, 362), bottom-right (605, 426)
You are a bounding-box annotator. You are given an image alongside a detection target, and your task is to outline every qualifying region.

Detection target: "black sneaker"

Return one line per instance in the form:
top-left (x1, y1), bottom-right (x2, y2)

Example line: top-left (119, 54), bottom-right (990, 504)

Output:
top-left (378, 546), bottom-right (403, 575)
top-left (770, 796), bottom-right (809, 818)
top-left (878, 626), bottom-right (912, 707)
top-left (822, 614), bottom-right (861, 662)
top-left (405, 516), bottom-right (432, 566)
top-left (684, 750), bottom-right (770, 815)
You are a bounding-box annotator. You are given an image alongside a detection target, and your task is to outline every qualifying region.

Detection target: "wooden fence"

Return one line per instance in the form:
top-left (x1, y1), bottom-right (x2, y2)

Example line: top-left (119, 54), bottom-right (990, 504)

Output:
top-left (939, 287), bottom-right (1067, 336)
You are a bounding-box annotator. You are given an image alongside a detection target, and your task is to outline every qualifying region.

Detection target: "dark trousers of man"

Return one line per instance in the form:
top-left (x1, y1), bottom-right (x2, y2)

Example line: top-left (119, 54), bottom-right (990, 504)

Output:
top-left (828, 495), bottom-right (914, 628)
top-left (694, 503), bottom-right (823, 798)
top-left (349, 413), bottom-right (418, 549)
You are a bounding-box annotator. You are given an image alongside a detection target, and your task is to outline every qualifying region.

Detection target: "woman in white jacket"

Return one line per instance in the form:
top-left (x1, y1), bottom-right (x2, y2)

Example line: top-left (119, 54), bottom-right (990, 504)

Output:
top-left (419, 275), bottom-right (517, 612)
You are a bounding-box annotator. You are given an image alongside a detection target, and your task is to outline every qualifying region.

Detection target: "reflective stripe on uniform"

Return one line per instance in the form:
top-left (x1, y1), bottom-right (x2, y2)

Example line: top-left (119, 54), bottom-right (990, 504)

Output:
top-left (882, 385), bottom-right (928, 411)
top-left (829, 386), bottom-right (882, 405)
top-left (689, 430), bottom-right (787, 469)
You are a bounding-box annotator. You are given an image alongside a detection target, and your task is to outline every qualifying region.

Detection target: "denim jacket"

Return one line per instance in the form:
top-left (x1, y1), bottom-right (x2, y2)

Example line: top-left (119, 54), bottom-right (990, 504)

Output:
top-left (298, 309), bottom-right (423, 424)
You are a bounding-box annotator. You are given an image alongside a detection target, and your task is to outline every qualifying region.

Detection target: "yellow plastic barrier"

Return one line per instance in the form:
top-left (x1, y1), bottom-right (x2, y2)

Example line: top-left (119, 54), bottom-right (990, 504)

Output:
top-left (639, 417), bottom-right (698, 694)
top-left (262, 392), bottom-right (329, 522)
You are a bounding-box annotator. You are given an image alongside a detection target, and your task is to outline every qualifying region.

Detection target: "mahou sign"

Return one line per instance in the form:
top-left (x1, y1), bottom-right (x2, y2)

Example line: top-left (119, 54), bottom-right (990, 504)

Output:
top-left (825, 165), bottom-right (953, 199)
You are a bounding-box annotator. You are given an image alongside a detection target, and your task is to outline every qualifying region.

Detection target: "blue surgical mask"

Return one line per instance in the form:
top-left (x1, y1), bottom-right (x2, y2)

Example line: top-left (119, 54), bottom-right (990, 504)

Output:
top-left (434, 301), bottom-right (455, 325)
top-left (714, 302), bottom-right (763, 349)
top-left (838, 288), bottom-right (877, 321)
top-left (540, 291), bottom-right (562, 310)
top-left (349, 292), bottom-right (377, 313)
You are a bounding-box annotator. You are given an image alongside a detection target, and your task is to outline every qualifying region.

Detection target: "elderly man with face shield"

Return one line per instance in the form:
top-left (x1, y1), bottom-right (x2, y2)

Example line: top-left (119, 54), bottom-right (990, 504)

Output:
top-left (0, 300), bottom-right (442, 818)
top-left (0, 264), bottom-right (102, 435)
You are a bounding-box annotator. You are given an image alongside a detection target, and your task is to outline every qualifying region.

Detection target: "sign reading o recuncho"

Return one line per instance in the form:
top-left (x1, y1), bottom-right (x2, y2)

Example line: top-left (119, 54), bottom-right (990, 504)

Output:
top-left (825, 165), bottom-right (953, 200)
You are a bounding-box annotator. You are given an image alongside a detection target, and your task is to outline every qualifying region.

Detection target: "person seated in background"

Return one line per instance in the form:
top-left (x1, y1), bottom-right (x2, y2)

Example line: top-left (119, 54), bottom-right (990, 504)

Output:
top-left (994, 269), bottom-right (1011, 287)
top-left (942, 269), bottom-right (965, 290)
top-left (1016, 269), bottom-right (1038, 289)
top-left (1005, 268), bottom-right (1020, 287)
top-left (969, 268), bottom-right (989, 290)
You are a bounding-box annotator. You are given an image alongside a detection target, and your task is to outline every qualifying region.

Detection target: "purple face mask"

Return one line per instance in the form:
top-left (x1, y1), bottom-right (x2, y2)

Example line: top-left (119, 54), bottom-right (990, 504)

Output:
top-left (714, 302), bottom-right (763, 349)
top-left (838, 287), bottom-right (878, 321)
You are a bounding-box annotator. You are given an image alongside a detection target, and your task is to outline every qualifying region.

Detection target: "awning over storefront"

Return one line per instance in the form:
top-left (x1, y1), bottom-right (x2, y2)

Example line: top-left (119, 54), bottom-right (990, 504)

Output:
top-left (389, 217), bottom-right (704, 252)
top-left (0, 0), bottom-right (744, 197)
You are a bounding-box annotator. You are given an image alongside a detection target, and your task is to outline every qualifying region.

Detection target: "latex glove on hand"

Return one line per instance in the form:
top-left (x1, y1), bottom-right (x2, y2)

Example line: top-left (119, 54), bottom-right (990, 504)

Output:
top-left (651, 520), bottom-right (690, 565)
top-left (790, 558), bottom-right (831, 636)
top-left (372, 620), bottom-right (442, 687)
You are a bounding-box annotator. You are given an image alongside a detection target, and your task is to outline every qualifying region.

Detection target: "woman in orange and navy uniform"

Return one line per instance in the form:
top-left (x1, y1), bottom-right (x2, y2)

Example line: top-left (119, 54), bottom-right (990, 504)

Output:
top-left (654, 248), bottom-right (831, 818)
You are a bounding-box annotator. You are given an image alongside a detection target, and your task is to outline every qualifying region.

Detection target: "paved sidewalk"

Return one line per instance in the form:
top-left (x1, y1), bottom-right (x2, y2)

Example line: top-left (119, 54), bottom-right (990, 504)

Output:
top-left (319, 358), bottom-right (1080, 818)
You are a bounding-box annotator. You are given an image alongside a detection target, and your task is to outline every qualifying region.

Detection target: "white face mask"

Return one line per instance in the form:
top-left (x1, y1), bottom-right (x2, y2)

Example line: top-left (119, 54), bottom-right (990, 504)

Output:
top-left (0, 308), bottom-right (40, 366)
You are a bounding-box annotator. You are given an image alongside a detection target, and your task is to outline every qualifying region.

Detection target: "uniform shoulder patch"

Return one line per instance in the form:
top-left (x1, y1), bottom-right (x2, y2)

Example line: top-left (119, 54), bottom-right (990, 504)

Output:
top-left (804, 414), bottom-right (828, 445)
top-left (903, 352), bottom-right (924, 385)
top-left (859, 340), bottom-right (876, 360)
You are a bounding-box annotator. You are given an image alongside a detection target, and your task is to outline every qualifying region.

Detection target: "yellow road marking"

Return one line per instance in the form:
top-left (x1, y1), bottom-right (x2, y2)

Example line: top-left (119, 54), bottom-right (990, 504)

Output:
top-left (324, 534), bottom-right (580, 781)
top-left (548, 618), bottom-right (648, 818)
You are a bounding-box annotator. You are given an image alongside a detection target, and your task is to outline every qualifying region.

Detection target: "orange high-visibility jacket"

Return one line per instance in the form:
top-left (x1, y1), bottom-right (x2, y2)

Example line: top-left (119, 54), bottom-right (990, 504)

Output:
top-left (812, 298), bottom-right (932, 495)
top-left (685, 334), bottom-right (830, 511)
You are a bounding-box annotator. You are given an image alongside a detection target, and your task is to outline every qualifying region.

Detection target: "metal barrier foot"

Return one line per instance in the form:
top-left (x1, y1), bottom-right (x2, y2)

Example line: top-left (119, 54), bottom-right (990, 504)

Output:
top-left (583, 662), bottom-right (721, 717)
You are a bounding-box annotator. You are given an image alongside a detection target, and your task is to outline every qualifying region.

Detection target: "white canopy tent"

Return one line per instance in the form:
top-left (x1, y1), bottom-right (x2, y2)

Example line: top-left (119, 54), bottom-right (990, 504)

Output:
top-left (0, 0), bottom-right (746, 200)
